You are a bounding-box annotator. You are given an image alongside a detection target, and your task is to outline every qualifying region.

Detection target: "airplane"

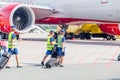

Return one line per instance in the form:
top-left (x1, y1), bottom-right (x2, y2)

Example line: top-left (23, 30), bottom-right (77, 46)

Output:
top-left (0, 0), bottom-right (120, 39)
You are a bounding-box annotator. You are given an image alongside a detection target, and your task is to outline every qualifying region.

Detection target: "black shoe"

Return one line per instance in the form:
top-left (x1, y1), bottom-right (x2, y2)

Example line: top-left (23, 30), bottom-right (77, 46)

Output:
top-left (60, 65), bottom-right (64, 67)
top-left (57, 60), bottom-right (60, 66)
top-left (41, 62), bottom-right (44, 66)
top-left (46, 64), bottom-right (51, 68)
top-left (17, 65), bottom-right (23, 68)
top-left (6, 66), bottom-right (11, 69)
top-left (55, 63), bottom-right (59, 66)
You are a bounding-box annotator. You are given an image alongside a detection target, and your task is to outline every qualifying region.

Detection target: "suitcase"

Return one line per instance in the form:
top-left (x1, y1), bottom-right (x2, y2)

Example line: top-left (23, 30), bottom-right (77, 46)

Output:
top-left (45, 58), bottom-right (58, 68)
top-left (45, 44), bottom-right (58, 68)
top-left (0, 52), bottom-right (12, 69)
top-left (118, 54), bottom-right (120, 61)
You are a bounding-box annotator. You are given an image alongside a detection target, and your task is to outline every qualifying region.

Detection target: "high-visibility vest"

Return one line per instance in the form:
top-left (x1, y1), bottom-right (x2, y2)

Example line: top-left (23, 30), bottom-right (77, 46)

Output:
top-left (8, 32), bottom-right (16, 48)
top-left (57, 35), bottom-right (64, 48)
top-left (47, 36), bottom-right (54, 50)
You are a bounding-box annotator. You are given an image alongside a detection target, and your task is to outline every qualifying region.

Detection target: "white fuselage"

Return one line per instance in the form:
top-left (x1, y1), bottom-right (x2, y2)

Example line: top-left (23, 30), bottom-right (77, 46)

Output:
top-left (1, 0), bottom-right (120, 22)
top-left (34, 0), bottom-right (120, 22)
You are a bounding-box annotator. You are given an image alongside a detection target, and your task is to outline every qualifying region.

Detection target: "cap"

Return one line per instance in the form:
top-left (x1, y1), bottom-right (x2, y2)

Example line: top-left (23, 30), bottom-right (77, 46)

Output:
top-left (11, 25), bottom-right (16, 28)
top-left (60, 30), bottom-right (65, 33)
top-left (50, 30), bottom-right (54, 33)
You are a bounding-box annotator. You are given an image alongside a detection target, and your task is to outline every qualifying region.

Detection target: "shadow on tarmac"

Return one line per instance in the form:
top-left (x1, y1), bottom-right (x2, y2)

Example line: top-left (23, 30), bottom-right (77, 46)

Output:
top-left (22, 63), bottom-right (58, 69)
top-left (22, 63), bottom-right (42, 67)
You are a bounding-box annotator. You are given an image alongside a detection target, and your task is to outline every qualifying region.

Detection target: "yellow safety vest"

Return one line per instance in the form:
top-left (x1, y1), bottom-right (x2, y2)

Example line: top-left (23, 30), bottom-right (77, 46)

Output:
top-left (57, 35), bottom-right (64, 48)
top-left (47, 36), bottom-right (54, 50)
top-left (8, 32), bottom-right (16, 48)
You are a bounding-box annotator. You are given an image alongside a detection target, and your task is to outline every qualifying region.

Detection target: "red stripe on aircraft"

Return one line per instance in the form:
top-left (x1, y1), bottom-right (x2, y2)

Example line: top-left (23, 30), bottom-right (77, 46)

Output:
top-left (35, 17), bottom-right (120, 24)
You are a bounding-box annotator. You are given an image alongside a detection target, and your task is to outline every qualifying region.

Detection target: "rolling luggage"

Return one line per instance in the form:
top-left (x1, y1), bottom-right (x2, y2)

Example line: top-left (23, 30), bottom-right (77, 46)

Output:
top-left (117, 54), bottom-right (120, 61)
top-left (45, 58), bottom-right (58, 68)
top-left (45, 45), bottom-right (58, 68)
top-left (0, 52), bottom-right (12, 69)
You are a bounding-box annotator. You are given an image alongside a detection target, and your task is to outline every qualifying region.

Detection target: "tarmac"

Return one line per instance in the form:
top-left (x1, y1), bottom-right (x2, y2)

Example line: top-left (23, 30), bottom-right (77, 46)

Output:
top-left (0, 33), bottom-right (120, 80)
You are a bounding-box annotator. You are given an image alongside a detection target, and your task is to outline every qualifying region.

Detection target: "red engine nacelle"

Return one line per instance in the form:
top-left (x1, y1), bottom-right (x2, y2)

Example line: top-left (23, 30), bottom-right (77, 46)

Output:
top-left (0, 3), bottom-right (35, 33)
top-left (99, 24), bottom-right (120, 35)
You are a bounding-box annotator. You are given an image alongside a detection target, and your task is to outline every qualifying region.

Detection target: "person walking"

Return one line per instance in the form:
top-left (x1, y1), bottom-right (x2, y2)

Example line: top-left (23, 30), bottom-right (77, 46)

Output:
top-left (41, 30), bottom-right (55, 66)
top-left (57, 30), bottom-right (66, 67)
top-left (6, 25), bottom-right (22, 68)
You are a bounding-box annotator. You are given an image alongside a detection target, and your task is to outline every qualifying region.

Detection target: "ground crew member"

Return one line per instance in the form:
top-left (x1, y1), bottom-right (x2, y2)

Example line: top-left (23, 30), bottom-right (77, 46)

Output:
top-left (41, 30), bottom-right (55, 66)
top-left (57, 30), bottom-right (66, 67)
top-left (6, 26), bottom-right (22, 68)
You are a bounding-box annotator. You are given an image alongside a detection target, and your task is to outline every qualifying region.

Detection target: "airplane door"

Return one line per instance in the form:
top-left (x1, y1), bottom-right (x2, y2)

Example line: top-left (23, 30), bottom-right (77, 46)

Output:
top-left (100, 0), bottom-right (109, 4)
